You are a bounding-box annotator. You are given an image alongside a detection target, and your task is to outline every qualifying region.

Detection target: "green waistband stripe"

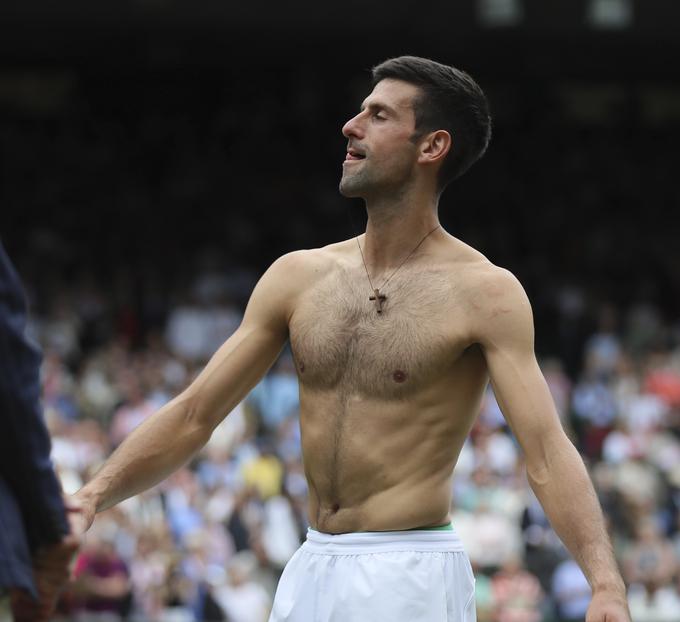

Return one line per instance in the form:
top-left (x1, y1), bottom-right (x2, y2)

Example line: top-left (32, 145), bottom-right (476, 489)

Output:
top-left (357, 522), bottom-right (454, 533)
top-left (408, 522), bottom-right (453, 531)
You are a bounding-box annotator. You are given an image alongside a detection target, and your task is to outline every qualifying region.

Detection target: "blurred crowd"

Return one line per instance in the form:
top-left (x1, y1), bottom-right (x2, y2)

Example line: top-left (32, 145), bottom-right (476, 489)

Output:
top-left (3, 70), bottom-right (680, 323)
top-left (17, 262), bottom-right (679, 622)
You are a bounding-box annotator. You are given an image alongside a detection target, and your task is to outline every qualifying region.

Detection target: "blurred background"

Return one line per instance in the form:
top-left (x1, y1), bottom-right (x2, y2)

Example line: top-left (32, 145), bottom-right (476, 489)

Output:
top-left (2, 0), bottom-right (680, 620)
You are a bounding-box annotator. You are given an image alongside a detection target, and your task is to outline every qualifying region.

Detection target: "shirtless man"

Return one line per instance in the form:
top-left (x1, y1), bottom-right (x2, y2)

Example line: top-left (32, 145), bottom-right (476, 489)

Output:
top-left (72, 56), bottom-right (631, 621)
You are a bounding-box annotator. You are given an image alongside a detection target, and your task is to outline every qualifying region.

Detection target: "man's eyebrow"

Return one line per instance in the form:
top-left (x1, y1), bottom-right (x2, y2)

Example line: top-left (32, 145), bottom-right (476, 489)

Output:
top-left (359, 101), bottom-right (399, 116)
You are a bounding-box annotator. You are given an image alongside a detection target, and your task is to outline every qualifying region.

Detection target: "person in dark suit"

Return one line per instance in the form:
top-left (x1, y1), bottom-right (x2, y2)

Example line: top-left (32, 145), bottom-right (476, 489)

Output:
top-left (0, 241), bottom-right (79, 622)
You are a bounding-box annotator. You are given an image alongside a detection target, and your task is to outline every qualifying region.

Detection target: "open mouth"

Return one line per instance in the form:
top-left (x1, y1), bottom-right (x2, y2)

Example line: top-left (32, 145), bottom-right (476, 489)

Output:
top-left (345, 149), bottom-right (366, 161)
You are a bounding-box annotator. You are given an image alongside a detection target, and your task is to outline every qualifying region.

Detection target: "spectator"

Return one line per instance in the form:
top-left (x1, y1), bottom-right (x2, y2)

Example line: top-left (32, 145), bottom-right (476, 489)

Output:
top-left (551, 558), bottom-right (592, 622)
top-left (623, 519), bottom-right (677, 588)
top-left (627, 579), bottom-right (680, 622)
top-left (472, 565), bottom-right (495, 622)
top-left (521, 493), bottom-right (563, 592)
top-left (72, 529), bottom-right (131, 621)
top-left (453, 500), bottom-right (523, 570)
top-left (571, 359), bottom-right (618, 458)
top-left (247, 353), bottom-right (300, 432)
top-left (109, 374), bottom-right (156, 447)
top-left (213, 551), bottom-right (272, 622)
top-left (491, 556), bottom-right (544, 622)
top-left (584, 304), bottom-right (622, 376)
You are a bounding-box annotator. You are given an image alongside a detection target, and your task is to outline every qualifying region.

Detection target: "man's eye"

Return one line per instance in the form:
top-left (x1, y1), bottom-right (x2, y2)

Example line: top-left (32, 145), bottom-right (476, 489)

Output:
top-left (373, 114), bottom-right (387, 121)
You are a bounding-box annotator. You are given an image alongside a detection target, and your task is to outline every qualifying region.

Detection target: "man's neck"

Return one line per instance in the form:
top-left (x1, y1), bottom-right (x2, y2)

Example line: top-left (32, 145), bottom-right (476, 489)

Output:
top-left (360, 193), bottom-right (441, 276)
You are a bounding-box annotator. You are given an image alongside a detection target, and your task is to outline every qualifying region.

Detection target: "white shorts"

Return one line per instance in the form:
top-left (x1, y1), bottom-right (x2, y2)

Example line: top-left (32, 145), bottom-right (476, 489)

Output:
top-left (269, 527), bottom-right (477, 622)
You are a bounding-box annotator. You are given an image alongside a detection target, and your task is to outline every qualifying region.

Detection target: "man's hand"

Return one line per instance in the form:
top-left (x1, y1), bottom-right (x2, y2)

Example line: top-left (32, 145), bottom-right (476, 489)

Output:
top-left (586, 589), bottom-right (631, 622)
top-left (65, 492), bottom-right (96, 537)
top-left (10, 534), bottom-right (79, 622)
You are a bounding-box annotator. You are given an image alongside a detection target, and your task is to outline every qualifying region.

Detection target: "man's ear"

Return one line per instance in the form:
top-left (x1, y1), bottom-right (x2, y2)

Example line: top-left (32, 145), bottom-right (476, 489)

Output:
top-left (417, 130), bottom-right (451, 166)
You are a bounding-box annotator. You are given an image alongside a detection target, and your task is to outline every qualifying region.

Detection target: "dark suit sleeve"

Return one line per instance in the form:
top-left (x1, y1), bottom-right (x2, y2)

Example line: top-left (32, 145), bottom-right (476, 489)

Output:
top-left (0, 242), bottom-right (69, 555)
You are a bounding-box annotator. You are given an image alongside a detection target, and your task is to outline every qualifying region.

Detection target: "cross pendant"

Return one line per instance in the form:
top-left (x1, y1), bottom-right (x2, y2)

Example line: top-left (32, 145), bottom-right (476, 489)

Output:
top-left (369, 288), bottom-right (387, 314)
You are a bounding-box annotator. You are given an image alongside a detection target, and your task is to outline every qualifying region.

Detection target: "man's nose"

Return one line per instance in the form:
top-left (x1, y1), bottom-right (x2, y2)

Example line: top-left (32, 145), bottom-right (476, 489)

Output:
top-left (342, 112), bottom-right (364, 139)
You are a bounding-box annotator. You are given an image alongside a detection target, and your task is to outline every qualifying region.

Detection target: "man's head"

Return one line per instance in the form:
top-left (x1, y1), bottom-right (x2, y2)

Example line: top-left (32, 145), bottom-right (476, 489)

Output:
top-left (340, 56), bottom-right (491, 199)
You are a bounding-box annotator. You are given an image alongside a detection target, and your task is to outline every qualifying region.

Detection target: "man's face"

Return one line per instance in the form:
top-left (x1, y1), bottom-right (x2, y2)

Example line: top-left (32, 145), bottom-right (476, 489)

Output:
top-left (339, 79), bottom-right (421, 199)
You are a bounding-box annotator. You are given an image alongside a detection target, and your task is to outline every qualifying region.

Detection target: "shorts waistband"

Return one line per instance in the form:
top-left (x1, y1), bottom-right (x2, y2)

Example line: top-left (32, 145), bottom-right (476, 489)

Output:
top-left (303, 526), bottom-right (465, 554)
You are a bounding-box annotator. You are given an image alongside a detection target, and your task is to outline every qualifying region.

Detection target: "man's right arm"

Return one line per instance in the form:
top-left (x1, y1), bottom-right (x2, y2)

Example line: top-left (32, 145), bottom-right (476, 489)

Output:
top-left (74, 251), bottom-right (306, 528)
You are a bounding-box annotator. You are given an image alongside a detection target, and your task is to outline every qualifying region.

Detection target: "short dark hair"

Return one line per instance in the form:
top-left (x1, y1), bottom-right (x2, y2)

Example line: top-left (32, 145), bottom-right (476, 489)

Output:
top-left (371, 55), bottom-right (492, 191)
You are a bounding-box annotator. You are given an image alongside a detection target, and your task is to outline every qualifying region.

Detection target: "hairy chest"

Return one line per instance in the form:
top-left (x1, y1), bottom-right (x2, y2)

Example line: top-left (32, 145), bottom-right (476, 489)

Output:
top-left (289, 266), bottom-right (469, 398)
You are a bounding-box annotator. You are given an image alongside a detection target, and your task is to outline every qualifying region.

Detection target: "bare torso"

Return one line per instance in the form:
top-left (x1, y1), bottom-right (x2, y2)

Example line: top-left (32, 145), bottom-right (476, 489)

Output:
top-left (287, 234), bottom-right (492, 533)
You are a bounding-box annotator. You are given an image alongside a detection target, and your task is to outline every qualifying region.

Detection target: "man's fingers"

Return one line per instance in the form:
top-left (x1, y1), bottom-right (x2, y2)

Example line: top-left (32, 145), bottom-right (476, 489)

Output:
top-left (64, 494), bottom-right (96, 535)
top-left (67, 510), bottom-right (89, 537)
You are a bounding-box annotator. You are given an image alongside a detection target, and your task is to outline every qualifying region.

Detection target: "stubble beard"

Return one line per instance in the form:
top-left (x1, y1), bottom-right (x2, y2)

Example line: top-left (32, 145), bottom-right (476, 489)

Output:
top-left (339, 161), bottom-right (414, 205)
top-left (339, 163), bottom-right (374, 198)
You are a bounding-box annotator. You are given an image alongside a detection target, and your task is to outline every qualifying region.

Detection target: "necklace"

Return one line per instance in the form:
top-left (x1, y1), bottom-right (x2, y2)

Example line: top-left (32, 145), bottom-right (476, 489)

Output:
top-left (356, 224), bottom-right (441, 314)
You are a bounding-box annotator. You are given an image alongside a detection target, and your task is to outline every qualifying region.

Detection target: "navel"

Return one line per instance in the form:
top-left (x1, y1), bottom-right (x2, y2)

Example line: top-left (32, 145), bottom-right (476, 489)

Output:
top-left (392, 370), bottom-right (408, 383)
top-left (299, 361), bottom-right (305, 373)
top-left (331, 503), bottom-right (340, 513)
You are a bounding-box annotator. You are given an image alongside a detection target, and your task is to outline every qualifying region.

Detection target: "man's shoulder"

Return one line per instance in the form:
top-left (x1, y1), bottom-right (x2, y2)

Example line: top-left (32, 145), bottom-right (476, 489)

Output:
top-left (441, 235), bottom-right (523, 296)
top-left (439, 237), bottom-right (531, 329)
top-left (455, 257), bottom-right (533, 344)
top-left (264, 242), bottom-right (351, 303)
top-left (273, 240), bottom-right (354, 274)
top-left (465, 262), bottom-right (526, 302)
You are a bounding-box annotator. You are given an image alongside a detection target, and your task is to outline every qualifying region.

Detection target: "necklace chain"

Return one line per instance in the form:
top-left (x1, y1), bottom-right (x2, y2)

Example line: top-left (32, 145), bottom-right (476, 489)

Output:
top-left (356, 224), bottom-right (441, 295)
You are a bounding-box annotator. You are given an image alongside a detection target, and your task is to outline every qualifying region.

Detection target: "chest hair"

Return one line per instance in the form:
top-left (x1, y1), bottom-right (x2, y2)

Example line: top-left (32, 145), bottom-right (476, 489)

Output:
top-left (289, 265), bottom-right (459, 398)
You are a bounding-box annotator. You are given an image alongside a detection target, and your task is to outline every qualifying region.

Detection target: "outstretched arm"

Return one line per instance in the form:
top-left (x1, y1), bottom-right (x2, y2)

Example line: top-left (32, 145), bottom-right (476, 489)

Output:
top-left (474, 268), bottom-right (630, 622)
top-left (74, 252), bottom-right (304, 527)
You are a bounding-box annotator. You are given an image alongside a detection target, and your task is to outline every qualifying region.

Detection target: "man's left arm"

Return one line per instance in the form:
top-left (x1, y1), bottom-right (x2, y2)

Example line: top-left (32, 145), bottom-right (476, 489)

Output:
top-left (474, 268), bottom-right (630, 622)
